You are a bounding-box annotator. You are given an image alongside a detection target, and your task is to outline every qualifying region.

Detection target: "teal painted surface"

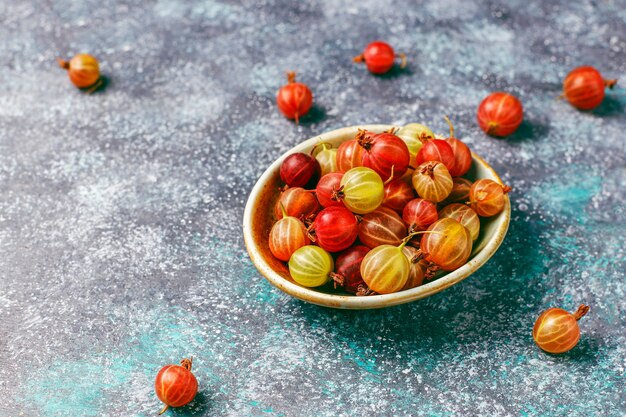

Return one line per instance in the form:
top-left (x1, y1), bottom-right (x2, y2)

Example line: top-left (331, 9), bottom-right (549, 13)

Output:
top-left (0, 0), bottom-right (625, 416)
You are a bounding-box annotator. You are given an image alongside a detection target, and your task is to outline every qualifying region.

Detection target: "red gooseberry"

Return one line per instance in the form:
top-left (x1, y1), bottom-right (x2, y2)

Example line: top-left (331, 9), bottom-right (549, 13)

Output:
top-left (310, 206), bottom-right (358, 253)
top-left (533, 304), bottom-right (590, 354)
top-left (419, 218), bottom-right (472, 271)
top-left (353, 41), bottom-right (407, 74)
top-left (468, 179), bottom-right (511, 217)
top-left (280, 153), bottom-right (321, 188)
top-left (438, 203), bottom-right (480, 241)
top-left (57, 54), bottom-right (103, 92)
top-left (357, 130), bottom-right (410, 180)
top-left (477, 92), bottom-right (524, 137)
top-left (330, 245), bottom-right (372, 295)
top-left (416, 138), bottom-right (456, 174)
top-left (155, 357), bottom-right (198, 414)
top-left (358, 206), bottom-right (407, 248)
top-left (274, 187), bottom-right (320, 223)
top-left (401, 246), bottom-right (431, 290)
top-left (336, 138), bottom-right (364, 172)
top-left (563, 66), bottom-right (617, 110)
top-left (402, 198), bottom-right (438, 233)
top-left (316, 172), bottom-right (345, 208)
top-left (383, 179), bottom-right (415, 212)
top-left (442, 117), bottom-right (472, 177)
top-left (440, 177), bottom-right (473, 206)
top-left (269, 204), bottom-right (311, 261)
top-left (411, 161), bottom-right (453, 203)
top-left (276, 71), bottom-right (313, 122)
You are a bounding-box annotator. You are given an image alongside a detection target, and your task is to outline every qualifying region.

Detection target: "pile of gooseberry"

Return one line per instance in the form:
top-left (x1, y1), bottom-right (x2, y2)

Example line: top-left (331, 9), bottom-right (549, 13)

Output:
top-left (268, 120), bottom-right (510, 295)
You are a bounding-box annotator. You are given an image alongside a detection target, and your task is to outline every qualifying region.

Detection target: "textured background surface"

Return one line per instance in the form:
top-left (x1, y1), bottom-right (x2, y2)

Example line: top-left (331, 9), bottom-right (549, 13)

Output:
top-left (1, 0), bottom-right (625, 416)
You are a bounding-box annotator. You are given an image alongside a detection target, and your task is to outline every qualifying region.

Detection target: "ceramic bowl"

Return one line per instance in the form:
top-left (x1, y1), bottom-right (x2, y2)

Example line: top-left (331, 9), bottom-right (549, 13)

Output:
top-left (243, 125), bottom-right (510, 309)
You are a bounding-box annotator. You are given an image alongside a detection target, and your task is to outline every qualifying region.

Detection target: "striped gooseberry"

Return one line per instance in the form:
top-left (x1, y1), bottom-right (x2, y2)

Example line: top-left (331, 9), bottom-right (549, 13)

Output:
top-left (563, 66), bottom-right (617, 110)
top-left (280, 153), bottom-right (321, 188)
top-left (288, 245), bottom-right (334, 287)
top-left (416, 137), bottom-right (456, 173)
top-left (412, 161), bottom-right (453, 203)
top-left (400, 246), bottom-right (432, 290)
top-left (57, 54), bottom-right (103, 92)
top-left (358, 206), bottom-right (407, 249)
top-left (533, 305), bottom-right (590, 354)
top-left (312, 143), bottom-right (339, 176)
top-left (440, 177), bottom-right (473, 206)
top-left (360, 237), bottom-right (414, 294)
top-left (402, 198), bottom-right (438, 233)
top-left (396, 123), bottom-right (434, 162)
top-left (334, 167), bottom-right (384, 214)
top-left (310, 206), bottom-right (358, 253)
top-left (269, 204), bottom-right (311, 261)
top-left (383, 179), bottom-right (415, 212)
top-left (438, 203), bottom-right (480, 241)
top-left (357, 130), bottom-right (410, 180)
top-left (274, 187), bottom-right (320, 222)
top-left (330, 245), bottom-right (372, 295)
top-left (442, 117), bottom-right (472, 177)
top-left (155, 357), bottom-right (198, 414)
top-left (477, 92), bottom-right (524, 137)
top-left (336, 138), bottom-right (364, 172)
top-left (315, 173), bottom-right (345, 208)
top-left (353, 41), bottom-right (407, 74)
top-left (469, 179), bottom-right (511, 217)
top-left (419, 218), bottom-right (472, 271)
top-left (276, 71), bottom-right (313, 122)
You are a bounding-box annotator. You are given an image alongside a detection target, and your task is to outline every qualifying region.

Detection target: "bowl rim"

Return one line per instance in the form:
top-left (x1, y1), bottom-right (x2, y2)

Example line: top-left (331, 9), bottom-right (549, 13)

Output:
top-left (243, 124), bottom-right (511, 309)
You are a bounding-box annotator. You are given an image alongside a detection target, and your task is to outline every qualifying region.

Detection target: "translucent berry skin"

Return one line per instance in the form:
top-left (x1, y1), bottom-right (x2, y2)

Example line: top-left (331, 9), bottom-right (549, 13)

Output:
top-left (445, 138), bottom-right (472, 177)
top-left (58, 54), bottom-right (100, 88)
top-left (358, 131), bottom-right (410, 180)
top-left (360, 244), bottom-right (410, 293)
top-left (316, 173), bottom-right (345, 208)
top-left (416, 139), bottom-right (456, 173)
top-left (288, 245), bottom-right (333, 287)
top-left (401, 246), bottom-right (429, 290)
top-left (411, 161), bottom-right (453, 203)
top-left (333, 245), bottom-right (370, 295)
top-left (438, 203), bottom-right (480, 241)
top-left (402, 198), bottom-right (438, 232)
top-left (420, 218), bottom-right (472, 271)
top-left (316, 148), bottom-right (339, 176)
top-left (269, 216), bottom-right (311, 261)
top-left (338, 167), bottom-right (384, 214)
top-left (276, 72), bottom-right (313, 122)
top-left (396, 123), bottom-right (434, 161)
top-left (469, 179), bottom-right (510, 217)
top-left (477, 92), bottom-right (524, 137)
top-left (358, 207), bottom-right (407, 249)
top-left (358, 41), bottom-right (396, 74)
top-left (274, 187), bottom-right (320, 221)
top-left (440, 177), bottom-right (473, 206)
top-left (280, 153), bottom-right (321, 188)
top-left (383, 179), bottom-right (415, 212)
top-left (563, 66), bottom-right (616, 110)
top-left (312, 206), bottom-right (359, 253)
top-left (533, 306), bottom-right (589, 353)
top-left (336, 139), bottom-right (364, 172)
top-left (155, 360), bottom-right (198, 410)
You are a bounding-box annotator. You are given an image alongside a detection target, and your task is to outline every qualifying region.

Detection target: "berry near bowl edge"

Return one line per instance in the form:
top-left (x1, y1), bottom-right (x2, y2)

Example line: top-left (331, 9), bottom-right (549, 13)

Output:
top-left (243, 125), bottom-right (511, 309)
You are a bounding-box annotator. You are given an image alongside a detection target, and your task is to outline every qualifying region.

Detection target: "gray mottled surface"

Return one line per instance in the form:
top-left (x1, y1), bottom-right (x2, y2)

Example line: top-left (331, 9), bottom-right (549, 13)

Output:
top-left (1, 1), bottom-right (625, 416)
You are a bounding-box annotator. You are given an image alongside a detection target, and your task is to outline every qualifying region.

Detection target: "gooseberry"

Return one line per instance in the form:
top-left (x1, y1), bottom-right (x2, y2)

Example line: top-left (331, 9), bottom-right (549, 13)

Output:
top-left (288, 245), bottom-right (334, 287)
top-left (468, 179), bottom-right (511, 217)
top-left (310, 206), bottom-right (359, 253)
top-left (563, 66), bottom-right (617, 110)
top-left (416, 138), bottom-right (456, 173)
top-left (333, 167), bottom-right (384, 214)
top-left (274, 187), bottom-right (320, 222)
top-left (330, 245), bottom-right (371, 295)
top-left (411, 161), bottom-right (453, 203)
top-left (402, 198), bottom-right (438, 233)
top-left (440, 177), bottom-right (473, 206)
top-left (383, 179), bottom-right (415, 212)
top-left (438, 203), bottom-right (480, 241)
top-left (280, 153), bottom-right (321, 188)
top-left (358, 206), bottom-right (407, 249)
top-left (155, 357), bottom-right (198, 415)
top-left (477, 92), bottom-right (524, 137)
top-left (357, 130), bottom-right (410, 180)
top-left (442, 117), bottom-right (472, 177)
top-left (396, 123), bottom-right (434, 161)
top-left (533, 305), bottom-right (590, 354)
top-left (57, 54), bottom-right (102, 92)
top-left (315, 173), bottom-right (345, 208)
top-left (419, 218), bottom-right (472, 271)
top-left (276, 71), bottom-right (313, 122)
top-left (352, 41), bottom-right (407, 74)
top-left (400, 246), bottom-right (431, 290)
top-left (269, 205), bottom-right (311, 261)
top-left (360, 237), bottom-right (413, 294)
top-left (312, 143), bottom-right (339, 176)
top-left (336, 138), bottom-right (364, 172)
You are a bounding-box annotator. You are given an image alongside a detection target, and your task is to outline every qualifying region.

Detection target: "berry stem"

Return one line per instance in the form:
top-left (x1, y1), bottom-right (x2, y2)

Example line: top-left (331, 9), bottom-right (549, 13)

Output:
top-left (329, 272), bottom-right (344, 288)
top-left (356, 129), bottom-right (372, 150)
top-left (57, 58), bottom-right (70, 70)
top-left (279, 202), bottom-right (288, 219)
top-left (159, 404), bottom-right (169, 415)
top-left (352, 54), bottom-right (365, 63)
top-left (286, 71), bottom-right (296, 84)
top-left (443, 115), bottom-right (455, 138)
top-left (384, 166), bottom-right (396, 184)
top-left (356, 284), bottom-right (372, 296)
top-left (396, 53), bottom-right (407, 69)
top-left (604, 79), bottom-right (617, 89)
top-left (573, 304), bottom-right (590, 321)
top-left (486, 122), bottom-right (499, 136)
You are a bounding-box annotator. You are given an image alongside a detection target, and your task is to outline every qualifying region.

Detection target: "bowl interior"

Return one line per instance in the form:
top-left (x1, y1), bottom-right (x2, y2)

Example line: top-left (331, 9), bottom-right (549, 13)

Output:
top-left (243, 125), bottom-right (510, 309)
